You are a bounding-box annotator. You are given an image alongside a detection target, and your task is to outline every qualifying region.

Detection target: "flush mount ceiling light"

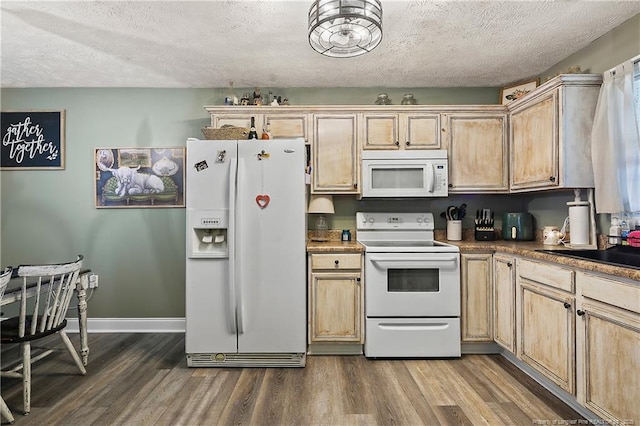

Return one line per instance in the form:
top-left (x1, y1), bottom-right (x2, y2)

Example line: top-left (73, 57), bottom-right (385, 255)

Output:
top-left (308, 0), bottom-right (383, 58)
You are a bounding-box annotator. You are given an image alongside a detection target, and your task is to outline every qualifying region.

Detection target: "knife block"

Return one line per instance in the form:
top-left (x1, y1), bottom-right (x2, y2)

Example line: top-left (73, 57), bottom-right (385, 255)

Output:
top-left (474, 227), bottom-right (496, 241)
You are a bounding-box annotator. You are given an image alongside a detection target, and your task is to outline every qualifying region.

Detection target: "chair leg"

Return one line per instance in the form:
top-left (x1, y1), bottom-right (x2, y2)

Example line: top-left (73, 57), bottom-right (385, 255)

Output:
top-left (59, 331), bottom-right (87, 375)
top-left (1, 396), bottom-right (15, 424)
top-left (22, 342), bottom-right (31, 415)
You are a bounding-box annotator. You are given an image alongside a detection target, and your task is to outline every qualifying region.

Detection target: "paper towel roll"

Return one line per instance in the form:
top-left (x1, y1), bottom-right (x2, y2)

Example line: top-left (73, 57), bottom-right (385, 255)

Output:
top-left (569, 205), bottom-right (590, 245)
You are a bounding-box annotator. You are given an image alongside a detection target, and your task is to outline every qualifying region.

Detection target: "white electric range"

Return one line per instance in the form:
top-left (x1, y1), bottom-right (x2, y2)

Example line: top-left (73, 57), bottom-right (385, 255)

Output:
top-left (356, 212), bottom-right (461, 358)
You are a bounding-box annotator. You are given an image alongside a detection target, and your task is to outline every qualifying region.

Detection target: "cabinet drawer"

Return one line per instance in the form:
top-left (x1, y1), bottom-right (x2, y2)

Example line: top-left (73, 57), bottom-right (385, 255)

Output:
top-left (577, 271), bottom-right (640, 314)
top-left (310, 253), bottom-right (361, 270)
top-left (518, 258), bottom-right (574, 293)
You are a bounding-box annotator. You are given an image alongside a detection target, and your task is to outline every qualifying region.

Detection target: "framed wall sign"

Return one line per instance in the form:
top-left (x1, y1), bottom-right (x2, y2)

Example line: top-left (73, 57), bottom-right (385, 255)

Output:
top-left (95, 147), bottom-right (185, 208)
top-left (1, 110), bottom-right (65, 169)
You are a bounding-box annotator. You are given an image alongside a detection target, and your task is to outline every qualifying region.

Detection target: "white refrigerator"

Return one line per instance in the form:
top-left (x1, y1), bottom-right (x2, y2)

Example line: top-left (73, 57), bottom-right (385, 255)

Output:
top-left (185, 137), bottom-right (306, 367)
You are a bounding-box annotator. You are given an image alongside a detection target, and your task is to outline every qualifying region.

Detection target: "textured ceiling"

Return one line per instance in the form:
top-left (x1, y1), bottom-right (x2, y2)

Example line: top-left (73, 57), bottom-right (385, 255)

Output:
top-left (1, 0), bottom-right (639, 88)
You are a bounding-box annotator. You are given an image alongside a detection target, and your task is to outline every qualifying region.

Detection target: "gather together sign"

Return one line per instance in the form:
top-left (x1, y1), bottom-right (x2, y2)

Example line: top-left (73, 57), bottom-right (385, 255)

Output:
top-left (1, 110), bottom-right (65, 170)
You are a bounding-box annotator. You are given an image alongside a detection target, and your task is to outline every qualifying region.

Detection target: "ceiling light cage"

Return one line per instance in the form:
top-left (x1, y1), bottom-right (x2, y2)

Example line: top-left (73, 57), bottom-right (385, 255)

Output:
top-left (308, 0), bottom-right (383, 58)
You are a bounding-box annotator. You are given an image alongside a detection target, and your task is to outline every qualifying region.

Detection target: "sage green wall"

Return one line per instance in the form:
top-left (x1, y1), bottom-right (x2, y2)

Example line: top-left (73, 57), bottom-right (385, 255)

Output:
top-left (541, 14), bottom-right (640, 80)
top-left (0, 87), bottom-right (497, 319)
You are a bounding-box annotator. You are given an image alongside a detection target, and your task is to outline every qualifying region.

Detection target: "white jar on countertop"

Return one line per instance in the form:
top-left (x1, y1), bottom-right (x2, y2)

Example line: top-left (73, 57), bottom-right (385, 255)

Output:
top-left (609, 216), bottom-right (622, 245)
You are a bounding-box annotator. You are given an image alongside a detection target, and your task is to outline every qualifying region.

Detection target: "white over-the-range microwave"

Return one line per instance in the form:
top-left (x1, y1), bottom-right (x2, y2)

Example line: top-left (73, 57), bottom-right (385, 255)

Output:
top-left (361, 150), bottom-right (449, 198)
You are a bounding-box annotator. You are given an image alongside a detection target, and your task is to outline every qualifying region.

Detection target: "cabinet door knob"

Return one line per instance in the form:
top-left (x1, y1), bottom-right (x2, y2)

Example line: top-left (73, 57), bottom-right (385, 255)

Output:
top-left (394, 141), bottom-right (400, 146)
top-left (353, 183), bottom-right (358, 189)
top-left (334, 260), bottom-right (339, 265)
top-left (507, 262), bottom-right (513, 267)
top-left (563, 302), bottom-right (571, 309)
top-left (577, 310), bottom-right (586, 316)
top-left (549, 176), bottom-right (556, 182)
top-left (405, 141), bottom-right (410, 146)
top-left (356, 277), bottom-right (361, 282)
top-left (448, 183), bottom-right (453, 188)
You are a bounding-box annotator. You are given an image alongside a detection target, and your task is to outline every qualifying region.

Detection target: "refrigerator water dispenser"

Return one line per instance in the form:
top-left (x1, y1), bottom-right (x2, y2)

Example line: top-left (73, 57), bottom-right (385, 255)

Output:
top-left (188, 210), bottom-right (229, 258)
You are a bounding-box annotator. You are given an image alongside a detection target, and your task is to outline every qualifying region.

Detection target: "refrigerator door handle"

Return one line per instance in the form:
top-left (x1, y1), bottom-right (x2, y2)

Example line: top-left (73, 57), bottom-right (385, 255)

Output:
top-left (235, 157), bottom-right (245, 334)
top-left (228, 157), bottom-right (238, 334)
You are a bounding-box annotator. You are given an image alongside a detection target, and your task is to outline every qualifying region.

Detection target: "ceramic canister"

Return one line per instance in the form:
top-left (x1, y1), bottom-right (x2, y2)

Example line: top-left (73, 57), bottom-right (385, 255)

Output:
top-left (543, 226), bottom-right (563, 245)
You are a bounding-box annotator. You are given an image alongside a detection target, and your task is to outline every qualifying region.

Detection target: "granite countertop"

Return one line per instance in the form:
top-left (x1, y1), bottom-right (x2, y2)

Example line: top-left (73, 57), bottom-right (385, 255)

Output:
top-left (306, 229), bottom-right (364, 253)
top-left (306, 240), bottom-right (364, 253)
top-left (444, 238), bottom-right (640, 282)
top-left (306, 230), bottom-right (639, 281)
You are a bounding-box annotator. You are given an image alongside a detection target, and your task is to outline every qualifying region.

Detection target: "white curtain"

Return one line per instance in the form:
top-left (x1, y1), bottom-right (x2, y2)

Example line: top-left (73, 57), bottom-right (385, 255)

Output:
top-left (591, 59), bottom-right (640, 213)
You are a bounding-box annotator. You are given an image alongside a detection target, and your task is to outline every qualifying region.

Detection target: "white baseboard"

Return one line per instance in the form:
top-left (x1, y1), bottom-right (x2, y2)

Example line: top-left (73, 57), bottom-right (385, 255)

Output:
top-left (500, 350), bottom-right (599, 421)
top-left (65, 317), bottom-right (186, 333)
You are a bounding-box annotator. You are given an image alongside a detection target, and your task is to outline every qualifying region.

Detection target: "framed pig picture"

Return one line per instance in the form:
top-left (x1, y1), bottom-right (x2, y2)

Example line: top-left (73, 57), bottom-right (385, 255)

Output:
top-left (95, 147), bottom-right (185, 208)
top-left (1, 110), bottom-right (65, 169)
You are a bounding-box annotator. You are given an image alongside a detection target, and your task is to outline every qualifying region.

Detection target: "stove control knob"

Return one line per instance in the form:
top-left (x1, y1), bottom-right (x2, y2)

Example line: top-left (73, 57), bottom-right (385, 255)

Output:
top-left (368, 217), bottom-right (375, 223)
top-left (417, 217), bottom-right (423, 223)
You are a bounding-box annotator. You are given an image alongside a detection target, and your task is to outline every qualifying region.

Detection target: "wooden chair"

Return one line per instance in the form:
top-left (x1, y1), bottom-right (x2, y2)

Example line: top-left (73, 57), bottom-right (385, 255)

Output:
top-left (1, 266), bottom-right (16, 423)
top-left (0, 256), bottom-right (86, 415)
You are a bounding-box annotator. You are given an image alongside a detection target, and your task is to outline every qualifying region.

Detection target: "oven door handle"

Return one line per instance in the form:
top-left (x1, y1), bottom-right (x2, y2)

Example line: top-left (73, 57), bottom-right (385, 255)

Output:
top-left (369, 255), bottom-right (458, 268)
top-left (377, 322), bottom-right (452, 331)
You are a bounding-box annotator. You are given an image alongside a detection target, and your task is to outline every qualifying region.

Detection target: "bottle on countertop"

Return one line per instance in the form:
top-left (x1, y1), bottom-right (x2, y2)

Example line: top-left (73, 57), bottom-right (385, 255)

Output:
top-left (620, 215), bottom-right (630, 245)
top-left (248, 117), bottom-right (259, 140)
top-left (261, 121), bottom-right (271, 140)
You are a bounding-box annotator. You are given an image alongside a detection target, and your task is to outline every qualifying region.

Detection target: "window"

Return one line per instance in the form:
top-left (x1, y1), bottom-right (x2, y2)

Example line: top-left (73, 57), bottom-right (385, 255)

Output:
top-left (592, 55), bottom-right (640, 214)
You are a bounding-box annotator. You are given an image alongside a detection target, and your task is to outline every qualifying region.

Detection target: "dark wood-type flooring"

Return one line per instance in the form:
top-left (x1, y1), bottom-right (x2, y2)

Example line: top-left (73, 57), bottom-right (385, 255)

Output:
top-left (1, 333), bottom-right (583, 425)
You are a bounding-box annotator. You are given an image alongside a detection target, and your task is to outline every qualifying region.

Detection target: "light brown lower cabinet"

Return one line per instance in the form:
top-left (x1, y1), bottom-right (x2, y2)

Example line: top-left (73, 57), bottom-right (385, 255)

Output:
top-left (308, 253), bottom-right (363, 343)
top-left (516, 258), bottom-right (576, 395)
top-left (489, 253), bottom-right (638, 423)
top-left (461, 253), bottom-right (493, 342)
top-left (576, 271), bottom-right (640, 424)
top-left (493, 253), bottom-right (516, 352)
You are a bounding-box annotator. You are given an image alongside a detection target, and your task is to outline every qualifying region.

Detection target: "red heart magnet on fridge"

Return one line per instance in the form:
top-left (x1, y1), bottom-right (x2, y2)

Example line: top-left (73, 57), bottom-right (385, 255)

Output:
top-left (255, 194), bottom-right (271, 209)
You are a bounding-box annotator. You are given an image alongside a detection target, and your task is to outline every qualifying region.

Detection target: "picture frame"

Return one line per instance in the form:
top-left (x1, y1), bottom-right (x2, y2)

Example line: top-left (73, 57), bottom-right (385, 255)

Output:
top-left (94, 147), bottom-right (185, 208)
top-left (500, 78), bottom-right (540, 105)
top-left (1, 110), bottom-right (65, 170)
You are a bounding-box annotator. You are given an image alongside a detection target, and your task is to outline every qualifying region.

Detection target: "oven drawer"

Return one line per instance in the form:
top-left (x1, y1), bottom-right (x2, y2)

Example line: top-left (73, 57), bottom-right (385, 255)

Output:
top-left (365, 318), bottom-right (461, 358)
top-left (310, 253), bottom-right (361, 270)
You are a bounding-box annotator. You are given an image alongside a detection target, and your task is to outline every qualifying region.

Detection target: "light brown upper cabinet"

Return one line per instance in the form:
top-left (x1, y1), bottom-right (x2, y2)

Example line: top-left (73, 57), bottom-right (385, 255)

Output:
top-left (362, 111), bottom-right (440, 150)
top-left (208, 112), bottom-right (254, 130)
top-left (442, 109), bottom-right (509, 193)
top-left (262, 113), bottom-right (309, 141)
top-left (508, 75), bottom-right (602, 192)
top-left (312, 114), bottom-right (359, 194)
top-left (205, 108), bottom-right (309, 142)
